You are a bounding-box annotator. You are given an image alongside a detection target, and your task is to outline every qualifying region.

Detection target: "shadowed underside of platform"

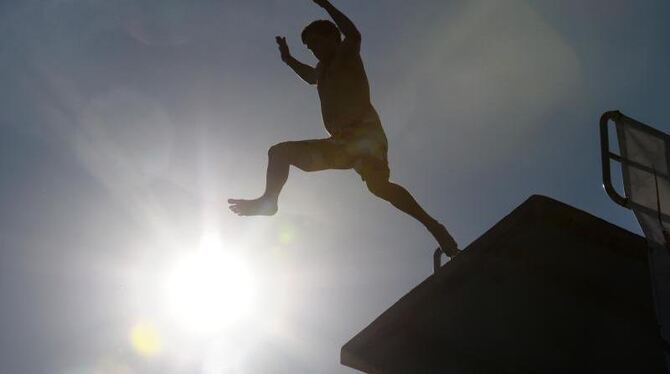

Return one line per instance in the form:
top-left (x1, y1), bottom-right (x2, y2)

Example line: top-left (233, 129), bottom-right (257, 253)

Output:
top-left (341, 195), bottom-right (666, 374)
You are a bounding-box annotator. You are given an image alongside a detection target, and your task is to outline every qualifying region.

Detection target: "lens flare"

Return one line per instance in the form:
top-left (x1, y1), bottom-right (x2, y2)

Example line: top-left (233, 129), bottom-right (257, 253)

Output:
top-left (278, 224), bottom-right (296, 245)
top-left (130, 321), bottom-right (162, 357)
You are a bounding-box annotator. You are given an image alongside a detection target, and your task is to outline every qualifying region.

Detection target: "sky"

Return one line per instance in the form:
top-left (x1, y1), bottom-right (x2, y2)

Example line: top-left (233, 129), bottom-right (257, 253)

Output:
top-left (1, 0), bottom-right (669, 373)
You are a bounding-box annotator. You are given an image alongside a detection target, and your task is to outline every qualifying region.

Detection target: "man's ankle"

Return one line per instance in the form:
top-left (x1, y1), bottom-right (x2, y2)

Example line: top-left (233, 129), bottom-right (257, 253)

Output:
top-left (261, 193), bottom-right (279, 203)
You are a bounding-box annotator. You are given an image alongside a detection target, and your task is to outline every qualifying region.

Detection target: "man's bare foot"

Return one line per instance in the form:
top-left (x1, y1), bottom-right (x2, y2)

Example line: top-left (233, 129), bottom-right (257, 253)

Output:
top-left (428, 223), bottom-right (460, 258)
top-left (228, 197), bottom-right (278, 216)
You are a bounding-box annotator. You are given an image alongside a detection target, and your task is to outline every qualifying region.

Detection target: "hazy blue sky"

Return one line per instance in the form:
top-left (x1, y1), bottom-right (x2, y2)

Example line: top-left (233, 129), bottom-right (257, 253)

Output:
top-left (1, 0), bottom-right (669, 373)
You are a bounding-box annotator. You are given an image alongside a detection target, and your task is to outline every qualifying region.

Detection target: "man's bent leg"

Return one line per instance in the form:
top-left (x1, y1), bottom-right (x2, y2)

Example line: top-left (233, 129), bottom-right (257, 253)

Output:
top-left (229, 139), bottom-right (348, 216)
top-left (229, 141), bottom-right (304, 216)
top-left (365, 176), bottom-right (459, 257)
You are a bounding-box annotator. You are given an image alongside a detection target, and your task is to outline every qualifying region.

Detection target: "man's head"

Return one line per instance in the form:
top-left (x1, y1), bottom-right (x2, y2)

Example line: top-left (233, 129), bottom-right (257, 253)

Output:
top-left (301, 20), bottom-right (341, 61)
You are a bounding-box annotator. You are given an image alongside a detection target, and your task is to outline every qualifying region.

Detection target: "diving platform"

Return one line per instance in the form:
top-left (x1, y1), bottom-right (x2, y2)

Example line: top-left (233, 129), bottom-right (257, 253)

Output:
top-left (341, 195), bottom-right (666, 373)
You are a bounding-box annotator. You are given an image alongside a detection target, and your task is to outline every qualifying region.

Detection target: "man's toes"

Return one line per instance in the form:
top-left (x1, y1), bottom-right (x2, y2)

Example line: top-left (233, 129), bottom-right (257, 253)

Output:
top-left (228, 198), bottom-right (244, 204)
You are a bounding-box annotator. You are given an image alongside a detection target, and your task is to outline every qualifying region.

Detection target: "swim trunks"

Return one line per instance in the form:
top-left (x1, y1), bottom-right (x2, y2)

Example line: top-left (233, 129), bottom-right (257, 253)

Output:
top-left (294, 111), bottom-right (389, 181)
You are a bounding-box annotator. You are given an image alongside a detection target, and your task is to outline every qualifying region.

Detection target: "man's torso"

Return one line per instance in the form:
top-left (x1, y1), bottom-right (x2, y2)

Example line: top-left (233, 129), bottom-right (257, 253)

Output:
top-left (316, 48), bottom-right (380, 136)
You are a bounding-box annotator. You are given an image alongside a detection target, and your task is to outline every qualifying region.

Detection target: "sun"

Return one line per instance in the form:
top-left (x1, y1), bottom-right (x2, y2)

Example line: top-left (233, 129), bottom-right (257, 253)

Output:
top-left (163, 233), bottom-right (257, 335)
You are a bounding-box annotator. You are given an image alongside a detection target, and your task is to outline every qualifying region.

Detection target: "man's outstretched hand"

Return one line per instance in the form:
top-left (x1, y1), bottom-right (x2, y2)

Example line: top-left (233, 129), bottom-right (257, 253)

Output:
top-left (275, 36), bottom-right (290, 62)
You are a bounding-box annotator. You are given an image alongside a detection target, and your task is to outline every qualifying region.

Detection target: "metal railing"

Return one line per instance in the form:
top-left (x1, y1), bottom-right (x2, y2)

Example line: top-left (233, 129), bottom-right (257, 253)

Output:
top-left (599, 110), bottom-right (670, 222)
top-left (600, 110), bottom-right (670, 367)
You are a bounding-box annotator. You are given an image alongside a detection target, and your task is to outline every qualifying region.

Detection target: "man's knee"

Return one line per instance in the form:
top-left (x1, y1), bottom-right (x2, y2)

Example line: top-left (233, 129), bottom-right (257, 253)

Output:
top-left (269, 141), bottom-right (314, 170)
top-left (268, 142), bottom-right (297, 162)
top-left (366, 177), bottom-right (391, 198)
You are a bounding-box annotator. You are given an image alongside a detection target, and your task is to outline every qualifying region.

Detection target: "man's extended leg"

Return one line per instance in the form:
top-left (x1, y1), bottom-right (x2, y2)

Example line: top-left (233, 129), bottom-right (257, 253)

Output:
top-left (365, 176), bottom-right (459, 257)
top-left (229, 139), bottom-right (347, 216)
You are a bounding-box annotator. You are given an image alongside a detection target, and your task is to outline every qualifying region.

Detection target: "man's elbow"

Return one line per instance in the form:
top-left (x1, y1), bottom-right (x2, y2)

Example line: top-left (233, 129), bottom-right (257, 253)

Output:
top-left (304, 75), bottom-right (317, 85)
top-left (347, 30), bottom-right (361, 42)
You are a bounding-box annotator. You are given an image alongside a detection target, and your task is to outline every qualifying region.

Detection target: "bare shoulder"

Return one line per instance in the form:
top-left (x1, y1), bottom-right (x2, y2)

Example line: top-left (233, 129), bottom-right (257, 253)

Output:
top-left (340, 34), bottom-right (361, 57)
top-left (335, 43), bottom-right (363, 66)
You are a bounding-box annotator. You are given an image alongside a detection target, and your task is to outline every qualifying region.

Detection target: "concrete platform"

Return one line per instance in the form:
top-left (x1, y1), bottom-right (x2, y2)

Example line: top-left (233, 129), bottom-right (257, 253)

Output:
top-left (341, 195), bottom-right (666, 373)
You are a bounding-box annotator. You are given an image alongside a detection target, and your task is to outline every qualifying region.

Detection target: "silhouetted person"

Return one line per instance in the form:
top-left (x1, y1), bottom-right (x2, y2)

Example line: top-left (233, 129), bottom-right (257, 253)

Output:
top-left (228, 0), bottom-right (459, 257)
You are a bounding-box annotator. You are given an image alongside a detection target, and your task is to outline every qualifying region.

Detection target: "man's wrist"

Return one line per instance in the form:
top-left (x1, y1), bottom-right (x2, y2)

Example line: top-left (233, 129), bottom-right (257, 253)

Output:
top-left (315, 0), bottom-right (331, 9)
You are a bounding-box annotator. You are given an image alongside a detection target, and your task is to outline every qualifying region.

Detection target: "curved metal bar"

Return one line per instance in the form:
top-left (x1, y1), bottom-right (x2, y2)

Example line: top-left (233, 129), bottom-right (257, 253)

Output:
top-left (599, 110), bottom-right (629, 208)
top-left (433, 248), bottom-right (443, 274)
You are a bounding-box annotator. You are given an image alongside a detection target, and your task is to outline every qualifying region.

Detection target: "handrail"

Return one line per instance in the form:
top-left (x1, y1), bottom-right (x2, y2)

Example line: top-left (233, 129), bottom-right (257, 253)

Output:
top-left (600, 110), bottom-right (629, 208)
top-left (599, 111), bottom-right (670, 370)
top-left (600, 110), bottom-right (670, 218)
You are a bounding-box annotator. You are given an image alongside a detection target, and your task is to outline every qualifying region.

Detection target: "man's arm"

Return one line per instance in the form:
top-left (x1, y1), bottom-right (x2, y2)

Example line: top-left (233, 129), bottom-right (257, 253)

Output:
top-left (276, 36), bottom-right (317, 85)
top-left (285, 56), bottom-right (318, 85)
top-left (313, 0), bottom-right (361, 42)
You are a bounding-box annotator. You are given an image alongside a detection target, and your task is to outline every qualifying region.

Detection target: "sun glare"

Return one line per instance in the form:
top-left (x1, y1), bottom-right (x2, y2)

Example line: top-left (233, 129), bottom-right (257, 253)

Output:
top-left (130, 321), bottom-right (162, 357)
top-left (163, 233), bottom-right (257, 335)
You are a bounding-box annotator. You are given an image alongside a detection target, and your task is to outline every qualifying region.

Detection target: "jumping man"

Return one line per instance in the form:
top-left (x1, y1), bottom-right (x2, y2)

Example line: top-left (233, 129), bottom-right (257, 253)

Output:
top-left (228, 0), bottom-right (459, 257)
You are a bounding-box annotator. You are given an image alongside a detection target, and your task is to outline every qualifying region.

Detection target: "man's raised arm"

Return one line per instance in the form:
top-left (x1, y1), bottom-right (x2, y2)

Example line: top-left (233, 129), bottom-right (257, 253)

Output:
top-left (276, 36), bottom-right (317, 85)
top-left (313, 0), bottom-right (361, 42)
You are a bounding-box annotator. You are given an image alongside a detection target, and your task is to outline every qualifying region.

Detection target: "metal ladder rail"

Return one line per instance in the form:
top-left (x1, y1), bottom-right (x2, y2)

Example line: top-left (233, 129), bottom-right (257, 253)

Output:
top-left (600, 110), bottom-right (670, 370)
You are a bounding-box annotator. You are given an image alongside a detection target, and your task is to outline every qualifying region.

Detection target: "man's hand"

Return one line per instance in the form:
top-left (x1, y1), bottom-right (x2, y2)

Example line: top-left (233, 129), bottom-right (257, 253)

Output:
top-left (275, 36), bottom-right (291, 62)
top-left (312, 0), bottom-right (329, 8)
top-left (311, 0), bottom-right (360, 43)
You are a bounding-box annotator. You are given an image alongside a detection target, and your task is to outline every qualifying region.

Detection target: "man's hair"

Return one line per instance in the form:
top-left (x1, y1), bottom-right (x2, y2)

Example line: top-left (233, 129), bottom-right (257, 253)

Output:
top-left (301, 20), bottom-right (341, 44)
